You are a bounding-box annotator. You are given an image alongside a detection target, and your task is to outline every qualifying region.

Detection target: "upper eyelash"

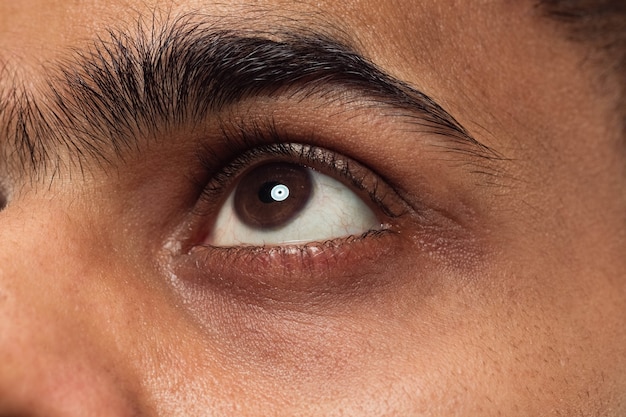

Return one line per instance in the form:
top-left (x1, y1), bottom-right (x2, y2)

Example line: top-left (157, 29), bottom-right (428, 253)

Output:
top-left (196, 116), bottom-right (288, 174)
top-left (190, 116), bottom-right (409, 225)
top-left (198, 142), bottom-right (367, 205)
top-left (197, 141), bottom-right (404, 222)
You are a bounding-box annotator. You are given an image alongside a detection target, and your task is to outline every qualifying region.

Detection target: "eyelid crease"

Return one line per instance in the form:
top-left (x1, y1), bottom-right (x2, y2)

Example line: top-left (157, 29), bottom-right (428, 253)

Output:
top-left (177, 118), bottom-right (412, 255)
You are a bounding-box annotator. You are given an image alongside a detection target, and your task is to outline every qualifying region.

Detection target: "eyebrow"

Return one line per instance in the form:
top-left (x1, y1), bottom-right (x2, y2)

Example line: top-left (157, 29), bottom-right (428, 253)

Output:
top-left (0, 16), bottom-right (496, 180)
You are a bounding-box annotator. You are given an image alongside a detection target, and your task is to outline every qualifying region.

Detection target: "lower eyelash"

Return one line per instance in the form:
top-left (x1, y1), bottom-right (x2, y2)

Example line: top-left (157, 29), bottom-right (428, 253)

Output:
top-left (179, 229), bottom-right (400, 301)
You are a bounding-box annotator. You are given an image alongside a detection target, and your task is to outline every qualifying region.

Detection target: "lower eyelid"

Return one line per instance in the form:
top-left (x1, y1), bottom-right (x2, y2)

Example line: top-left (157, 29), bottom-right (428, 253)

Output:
top-left (162, 208), bottom-right (481, 310)
top-left (169, 229), bottom-right (402, 304)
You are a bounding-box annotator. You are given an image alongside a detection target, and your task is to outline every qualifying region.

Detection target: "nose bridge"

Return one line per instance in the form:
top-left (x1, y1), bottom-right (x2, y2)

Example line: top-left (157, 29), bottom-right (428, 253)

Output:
top-left (0, 228), bottom-right (140, 417)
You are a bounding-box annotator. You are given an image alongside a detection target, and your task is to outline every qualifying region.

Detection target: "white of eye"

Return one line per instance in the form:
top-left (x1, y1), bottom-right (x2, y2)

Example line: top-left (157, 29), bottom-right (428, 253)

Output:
top-left (208, 164), bottom-right (380, 246)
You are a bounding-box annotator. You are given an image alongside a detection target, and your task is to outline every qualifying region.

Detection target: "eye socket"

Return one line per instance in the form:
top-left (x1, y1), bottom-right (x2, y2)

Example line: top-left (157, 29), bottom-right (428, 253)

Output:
top-left (209, 160), bottom-right (381, 246)
top-left (167, 131), bottom-right (470, 300)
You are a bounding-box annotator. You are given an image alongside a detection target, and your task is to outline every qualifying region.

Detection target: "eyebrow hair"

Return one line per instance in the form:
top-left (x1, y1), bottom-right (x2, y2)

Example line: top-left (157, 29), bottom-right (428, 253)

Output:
top-left (537, 0), bottom-right (626, 129)
top-left (0, 15), bottom-right (497, 181)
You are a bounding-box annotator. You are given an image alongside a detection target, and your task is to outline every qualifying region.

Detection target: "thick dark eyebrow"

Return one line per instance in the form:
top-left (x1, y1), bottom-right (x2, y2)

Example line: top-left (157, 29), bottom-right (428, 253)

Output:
top-left (0, 16), bottom-right (497, 180)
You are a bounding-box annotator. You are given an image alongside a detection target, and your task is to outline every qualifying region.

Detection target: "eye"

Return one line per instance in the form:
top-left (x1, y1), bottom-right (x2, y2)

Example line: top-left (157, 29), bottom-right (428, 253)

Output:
top-left (166, 132), bottom-right (454, 298)
top-left (209, 160), bottom-right (381, 246)
top-left (171, 140), bottom-right (408, 296)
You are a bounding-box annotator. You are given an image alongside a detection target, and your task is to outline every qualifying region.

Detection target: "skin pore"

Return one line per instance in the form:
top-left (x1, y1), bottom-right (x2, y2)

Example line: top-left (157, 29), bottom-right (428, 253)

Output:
top-left (1, 1), bottom-right (626, 416)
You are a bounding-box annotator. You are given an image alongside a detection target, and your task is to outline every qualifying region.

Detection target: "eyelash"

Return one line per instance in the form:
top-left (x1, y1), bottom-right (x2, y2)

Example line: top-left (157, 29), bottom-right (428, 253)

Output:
top-left (193, 118), bottom-right (407, 227)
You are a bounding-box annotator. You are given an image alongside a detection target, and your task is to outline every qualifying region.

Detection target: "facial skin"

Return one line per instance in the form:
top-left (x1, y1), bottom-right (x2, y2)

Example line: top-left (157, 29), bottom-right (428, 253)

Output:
top-left (0, 0), bottom-right (625, 416)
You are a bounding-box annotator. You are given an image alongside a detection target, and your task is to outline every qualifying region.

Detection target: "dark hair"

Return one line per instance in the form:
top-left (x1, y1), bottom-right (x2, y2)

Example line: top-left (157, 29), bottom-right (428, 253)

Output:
top-left (539, 0), bottom-right (626, 120)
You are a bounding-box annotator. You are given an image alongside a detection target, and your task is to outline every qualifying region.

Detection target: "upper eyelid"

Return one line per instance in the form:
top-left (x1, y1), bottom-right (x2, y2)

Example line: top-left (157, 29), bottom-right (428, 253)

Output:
top-left (0, 15), bottom-right (499, 184)
top-left (193, 136), bottom-right (408, 222)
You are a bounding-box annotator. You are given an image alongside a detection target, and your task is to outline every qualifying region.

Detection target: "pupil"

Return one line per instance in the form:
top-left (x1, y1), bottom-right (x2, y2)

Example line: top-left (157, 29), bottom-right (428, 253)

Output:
top-left (234, 162), bottom-right (313, 229)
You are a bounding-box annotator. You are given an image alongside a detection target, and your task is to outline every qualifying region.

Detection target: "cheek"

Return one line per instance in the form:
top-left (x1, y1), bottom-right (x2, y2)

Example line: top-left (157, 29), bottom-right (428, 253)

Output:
top-left (2, 200), bottom-right (624, 416)
top-left (0, 205), bottom-right (149, 414)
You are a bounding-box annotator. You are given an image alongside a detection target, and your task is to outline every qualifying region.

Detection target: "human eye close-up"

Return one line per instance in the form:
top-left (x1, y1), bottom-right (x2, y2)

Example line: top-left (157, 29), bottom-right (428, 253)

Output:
top-left (206, 143), bottom-right (384, 247)
top-left (0, 1), bottom-right (625, 416)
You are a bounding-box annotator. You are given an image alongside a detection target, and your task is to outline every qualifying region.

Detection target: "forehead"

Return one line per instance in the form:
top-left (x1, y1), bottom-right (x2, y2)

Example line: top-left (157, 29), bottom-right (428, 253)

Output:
top-left (0, 2), bottom-right (573, 102)
top-left (0, 1), bottom-right (540, 75)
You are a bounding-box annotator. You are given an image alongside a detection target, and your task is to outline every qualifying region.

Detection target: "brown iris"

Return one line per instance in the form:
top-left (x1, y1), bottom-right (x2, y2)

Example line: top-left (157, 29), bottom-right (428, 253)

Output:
top-left (234, 162), bottom-right (313, 229)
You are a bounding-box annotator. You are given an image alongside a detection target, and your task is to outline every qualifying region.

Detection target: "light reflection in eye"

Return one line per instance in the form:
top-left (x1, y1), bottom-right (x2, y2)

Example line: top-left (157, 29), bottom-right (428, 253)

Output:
top-left (208, 162), bottom-right (381, 246)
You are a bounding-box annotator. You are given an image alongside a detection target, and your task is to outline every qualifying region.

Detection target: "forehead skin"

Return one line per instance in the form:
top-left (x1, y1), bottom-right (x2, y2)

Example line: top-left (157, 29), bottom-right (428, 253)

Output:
top-left (0, 1), bottom-right (626, 416)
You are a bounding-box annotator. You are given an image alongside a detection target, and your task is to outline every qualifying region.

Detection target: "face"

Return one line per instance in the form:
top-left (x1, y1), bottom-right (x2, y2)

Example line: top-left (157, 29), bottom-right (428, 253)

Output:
top-left (1, 0), bottom-right (625, 415)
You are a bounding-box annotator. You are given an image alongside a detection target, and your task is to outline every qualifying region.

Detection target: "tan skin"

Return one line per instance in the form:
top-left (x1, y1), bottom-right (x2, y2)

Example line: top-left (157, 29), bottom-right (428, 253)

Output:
top-left (1, 1), bottom-right (626, 416)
